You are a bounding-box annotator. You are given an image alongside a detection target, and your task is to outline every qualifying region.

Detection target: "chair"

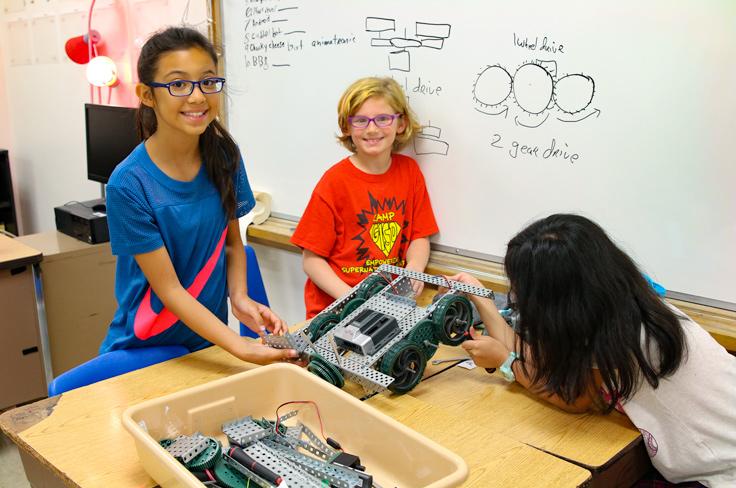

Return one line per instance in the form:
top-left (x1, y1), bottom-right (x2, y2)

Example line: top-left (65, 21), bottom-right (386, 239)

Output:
top-left (240, 244), bottom-right (271, 338)
top-left (644, 274), bottom-right (666, 297)
top-left (47, 345), bottom-right (189, 396)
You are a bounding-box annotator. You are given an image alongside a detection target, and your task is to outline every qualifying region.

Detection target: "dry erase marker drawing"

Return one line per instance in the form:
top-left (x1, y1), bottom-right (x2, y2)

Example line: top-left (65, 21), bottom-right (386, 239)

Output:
top-left (473, 59), bottom-right (599, 128)
top-left (243, 4), bottom-right (307, 70)
top-left (366, 17), bottom-right (451, 73)
top-left (414, 123), bottom-right (449, 156)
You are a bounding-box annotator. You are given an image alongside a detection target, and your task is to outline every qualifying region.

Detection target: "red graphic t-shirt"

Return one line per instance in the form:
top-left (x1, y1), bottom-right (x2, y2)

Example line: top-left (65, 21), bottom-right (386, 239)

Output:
top-left (291, 154), bottom-right (439, 317)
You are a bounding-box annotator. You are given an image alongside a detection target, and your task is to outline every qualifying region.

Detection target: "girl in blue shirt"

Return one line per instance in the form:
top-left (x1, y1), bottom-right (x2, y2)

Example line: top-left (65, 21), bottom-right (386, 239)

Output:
top-left (100, 27), bottom-right (298, 364)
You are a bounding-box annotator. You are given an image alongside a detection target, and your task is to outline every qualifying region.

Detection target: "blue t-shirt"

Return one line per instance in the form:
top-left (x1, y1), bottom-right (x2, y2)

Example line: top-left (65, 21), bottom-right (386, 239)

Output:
top-left (99, 142), bottom-right (255, 353)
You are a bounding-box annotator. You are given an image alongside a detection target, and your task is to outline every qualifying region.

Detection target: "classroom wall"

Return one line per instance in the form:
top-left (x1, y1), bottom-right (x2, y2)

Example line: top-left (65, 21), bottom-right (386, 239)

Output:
top-left (249, 242), bottom-right (306, 326)
top-left (0, 0), bottom-right (208, 234)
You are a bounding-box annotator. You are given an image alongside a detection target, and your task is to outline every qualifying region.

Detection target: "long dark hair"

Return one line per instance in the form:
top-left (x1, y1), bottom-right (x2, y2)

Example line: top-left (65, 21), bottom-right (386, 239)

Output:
top-left (505, 214), bottom-right (686, 411)
top-left (136, 27), bottom-right (238, 218)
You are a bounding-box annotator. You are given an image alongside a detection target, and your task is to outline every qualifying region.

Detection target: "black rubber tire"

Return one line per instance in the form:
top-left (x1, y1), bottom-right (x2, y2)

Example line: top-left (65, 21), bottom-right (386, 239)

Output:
top-left (339, 297), bottom-right (366, 321)
top-left (379, 340), bottom-right (427, 394)
top-left (306, 313), bottom-right (340, 341)
top-left (355, 274), bottom-right (390, 300)
top-left (432, 294), bottom-right (473, 346)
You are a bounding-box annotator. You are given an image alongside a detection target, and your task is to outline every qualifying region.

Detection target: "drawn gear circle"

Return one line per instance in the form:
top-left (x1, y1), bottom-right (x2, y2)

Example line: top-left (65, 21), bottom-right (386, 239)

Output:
top-left (379, 339), bottom-right (427, 394)
top-left (432, 294), bottom-right (473, 346)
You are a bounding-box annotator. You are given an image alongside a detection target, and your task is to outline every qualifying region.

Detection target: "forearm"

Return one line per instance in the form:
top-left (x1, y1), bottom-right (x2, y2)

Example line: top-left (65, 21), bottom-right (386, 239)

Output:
top-left (225, 220), bottom-right (247, 298)
top-left (405, 237), bottom-right (430, 272)
top-left (510, 354), bottom-right (593, 413)
top-left (469, 294), bottom-right (517, 351)
top-left (160, 285), bottom-right (244, 354)
top-left (303, 250), bottom-right (351, 299)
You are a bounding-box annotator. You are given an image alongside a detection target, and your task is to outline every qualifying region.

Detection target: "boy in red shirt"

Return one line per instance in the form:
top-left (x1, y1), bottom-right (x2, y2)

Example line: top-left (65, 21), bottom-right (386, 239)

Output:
top-left (291, 77), bottom-right (439, 318)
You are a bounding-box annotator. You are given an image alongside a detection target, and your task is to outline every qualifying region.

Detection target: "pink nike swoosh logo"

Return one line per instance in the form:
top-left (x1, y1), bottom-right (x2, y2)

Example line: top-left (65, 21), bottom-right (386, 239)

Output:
top-left (133, 228), bottom-right (228, 340)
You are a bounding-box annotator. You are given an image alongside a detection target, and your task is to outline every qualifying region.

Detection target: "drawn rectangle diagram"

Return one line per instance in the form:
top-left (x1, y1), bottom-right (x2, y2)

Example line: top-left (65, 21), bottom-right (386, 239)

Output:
top-left (416, 22), bottom-right (451, 39)
top-left (421, 38), bottom-right (445, 50)
top-left (415, 136), bottom-right (449, 156)
top-left (388, 50), bottom-right (410, 72)
top-left (371, 38), bottom-right (393, 47)
top-left (365, 17), bottom-right (395, 32)
top-left (421, 126), bottom-right (442, 138)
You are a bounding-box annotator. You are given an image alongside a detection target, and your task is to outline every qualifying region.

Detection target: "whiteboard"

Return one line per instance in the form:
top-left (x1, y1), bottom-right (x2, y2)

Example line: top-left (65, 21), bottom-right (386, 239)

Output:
top-left (221, 0), bottom-right (736, 305)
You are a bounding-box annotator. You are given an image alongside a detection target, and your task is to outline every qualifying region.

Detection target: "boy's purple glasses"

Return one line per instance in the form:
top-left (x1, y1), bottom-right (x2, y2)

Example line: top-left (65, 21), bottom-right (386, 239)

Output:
top-left (348, 113), bottom-right (402, 129)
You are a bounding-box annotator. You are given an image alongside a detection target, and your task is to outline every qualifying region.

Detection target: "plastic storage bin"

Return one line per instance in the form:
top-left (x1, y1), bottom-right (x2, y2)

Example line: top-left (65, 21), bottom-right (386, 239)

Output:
top-left (123, 363), bottom-right (468, 487)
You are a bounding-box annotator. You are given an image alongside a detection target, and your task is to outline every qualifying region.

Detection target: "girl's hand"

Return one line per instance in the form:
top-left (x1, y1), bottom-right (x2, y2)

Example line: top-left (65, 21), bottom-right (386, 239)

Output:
top-left (231, 294), bottom-right (288, 336)
top-left (232, 339), bottom-right (303, 365)
top-left (442, 272), bottom-right (484, 290)
top-left (461, 328), bottom-right (510, 369)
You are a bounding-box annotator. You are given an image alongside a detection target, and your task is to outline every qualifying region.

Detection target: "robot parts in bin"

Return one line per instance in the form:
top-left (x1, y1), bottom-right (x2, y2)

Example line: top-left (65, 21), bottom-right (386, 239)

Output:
top-left (265, 264), bottom-right (493, 395)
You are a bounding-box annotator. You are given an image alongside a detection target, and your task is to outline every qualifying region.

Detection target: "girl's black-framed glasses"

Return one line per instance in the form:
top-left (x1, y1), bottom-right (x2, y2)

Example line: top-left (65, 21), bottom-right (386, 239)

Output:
top-left (146, 77), bottom-right (226, 97)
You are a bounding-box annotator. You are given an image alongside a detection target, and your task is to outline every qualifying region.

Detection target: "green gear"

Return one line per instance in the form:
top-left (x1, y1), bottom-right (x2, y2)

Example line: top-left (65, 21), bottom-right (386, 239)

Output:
top-left (212, 457), bottom-right (247, 488)
top-left (307, 354), bottom-right (345, 388)
top-left (432, 294), bottom-right (473, 346)
top-left (339, 297), bottom-right (366, 321)
top-left (355, 274), bottom-right (390, 300)
top-left (306, 313), bottom-right (340, 341)
top-left (407, 318), bottom-right (440, 359)
top-left (379, 339), bottom-right (427, 394)
top-left (185, 437), bottom-right (222, 471)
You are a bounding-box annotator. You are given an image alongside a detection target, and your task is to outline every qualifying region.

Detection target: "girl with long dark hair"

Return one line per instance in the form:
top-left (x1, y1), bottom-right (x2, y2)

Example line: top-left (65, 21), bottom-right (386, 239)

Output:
top-left (99, 27), bottom-right (297, 364)
top-left (452, 214), bottom-right (735, 486)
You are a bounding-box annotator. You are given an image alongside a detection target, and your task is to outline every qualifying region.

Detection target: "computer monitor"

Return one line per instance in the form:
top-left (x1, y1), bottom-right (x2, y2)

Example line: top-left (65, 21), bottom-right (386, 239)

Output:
top-left (85, 104), bottom-right (141, 184)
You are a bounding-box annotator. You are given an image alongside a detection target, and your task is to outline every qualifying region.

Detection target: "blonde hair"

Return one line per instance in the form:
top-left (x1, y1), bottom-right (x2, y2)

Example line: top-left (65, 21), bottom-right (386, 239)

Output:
top-left (337, 77), bottom-right (421, 152)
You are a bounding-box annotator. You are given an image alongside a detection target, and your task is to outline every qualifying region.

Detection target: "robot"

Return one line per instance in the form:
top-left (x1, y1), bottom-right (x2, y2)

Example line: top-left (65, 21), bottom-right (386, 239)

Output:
top-left (264, 264), bottom-right (494, 395)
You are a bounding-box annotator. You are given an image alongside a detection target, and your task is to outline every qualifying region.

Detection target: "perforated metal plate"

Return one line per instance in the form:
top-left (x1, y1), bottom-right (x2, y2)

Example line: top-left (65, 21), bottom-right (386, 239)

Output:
top-left (222, 452), bottom-right (274, 488)
top-left (243, 442), bottom-right (324, 487)
top-left (222, 416), bottom-right (270, 446)
top-left (378, 264), bottom-right (495, 298)
top-left (263, 332), bottom-right (312, 353)
top-left (299, 424), bottom-right (337, 458)
top-left (261, 439), bottom-right (363, 488)
top-left (166, 433), bottom-right (208, 464)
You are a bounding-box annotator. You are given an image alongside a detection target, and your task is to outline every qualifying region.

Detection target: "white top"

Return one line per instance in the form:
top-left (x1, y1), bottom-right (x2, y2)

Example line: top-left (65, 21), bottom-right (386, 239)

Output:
top-left (620, 305), bottom-right (736, 487)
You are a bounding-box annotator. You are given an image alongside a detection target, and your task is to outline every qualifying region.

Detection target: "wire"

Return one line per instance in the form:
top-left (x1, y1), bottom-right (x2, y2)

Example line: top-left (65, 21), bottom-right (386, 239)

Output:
top-left (274, 400), bottom-right (326, 441)
top-left (62, 200), bottom-right (94, 208)
top-left (87, 0), bottom-right (97, 103)
top-left (378, 271), bottom-right (400, 295)
top-left (441, 275), bottom-right (454, 292)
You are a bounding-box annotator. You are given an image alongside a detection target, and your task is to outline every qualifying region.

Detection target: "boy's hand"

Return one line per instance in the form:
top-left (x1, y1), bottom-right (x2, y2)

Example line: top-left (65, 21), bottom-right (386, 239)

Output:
top-left (411, 279), bottom-right (424, 297)
top-left (231, 294), bottom-right (288, 336)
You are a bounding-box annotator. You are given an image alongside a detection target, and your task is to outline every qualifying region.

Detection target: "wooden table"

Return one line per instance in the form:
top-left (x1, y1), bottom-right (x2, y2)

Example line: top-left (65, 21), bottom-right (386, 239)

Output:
top-left (384, 352), bottom-right (649, 487)
top-left (0, 345), bottom-right (596, 487)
